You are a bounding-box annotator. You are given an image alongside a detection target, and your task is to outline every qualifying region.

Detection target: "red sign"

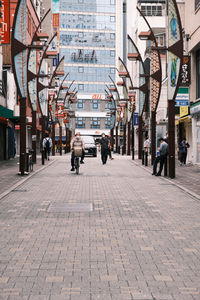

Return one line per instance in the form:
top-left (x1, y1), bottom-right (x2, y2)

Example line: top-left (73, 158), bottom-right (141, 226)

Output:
top-left (0, 0), bottom-right (10, 44)
top-left (53, 14), bottom-right (59, 28)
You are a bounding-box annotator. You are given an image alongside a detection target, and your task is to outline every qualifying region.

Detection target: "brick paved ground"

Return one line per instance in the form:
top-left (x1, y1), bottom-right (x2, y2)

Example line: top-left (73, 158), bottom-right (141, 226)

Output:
top-left (0, 155), bottom-right (56, 196)
top-left (0, 154), bottom-right (200, 299)
top-left (134, 157), bottom-right (200, 197)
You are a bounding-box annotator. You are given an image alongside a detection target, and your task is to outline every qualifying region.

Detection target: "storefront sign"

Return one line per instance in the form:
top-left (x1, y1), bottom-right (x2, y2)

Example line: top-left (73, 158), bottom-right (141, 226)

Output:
top-left (0, 0), bottom-right (10, 44)
top-left (175, 87), bottom-right (189, 107)
top-left (180, 106), bottom-right (188, 118)
top-left (181, 56), bottom-right (191, 86)
top-left (190, 102), bottom-right (200, 115)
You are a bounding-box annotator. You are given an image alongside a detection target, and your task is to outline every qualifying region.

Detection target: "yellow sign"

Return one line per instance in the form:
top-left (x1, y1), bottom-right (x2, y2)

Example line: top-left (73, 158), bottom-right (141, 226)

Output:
top-left (180, 106), bottom-right (188, 118)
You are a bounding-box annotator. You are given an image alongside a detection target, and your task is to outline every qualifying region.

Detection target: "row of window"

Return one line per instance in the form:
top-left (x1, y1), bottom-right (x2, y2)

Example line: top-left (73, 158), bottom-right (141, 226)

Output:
top-left (60, 48), bottom-right (116, 65)
top-left (60, 14), bottom-right (116, 30)
top-left (60, 0), bottom-right (116, 13)
top-left (60, 31), bottom-right (115, 48)
top-left (141, 5), bottom-right (162, 17)
top-left (76, 99), bottom-right (112, 110)
top-left (75, 117), bottom-right (111, 129)
top-left (64, 66), bottom-right (115, 82)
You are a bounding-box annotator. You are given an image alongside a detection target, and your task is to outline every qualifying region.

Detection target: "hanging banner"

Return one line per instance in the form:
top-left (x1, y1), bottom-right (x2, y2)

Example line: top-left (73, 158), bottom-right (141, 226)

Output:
top-left (39, 60), bottom-right (48, 116)
top-left (13, 0), bottom-right (27, 98)
top-left (0, 0), bottom-right (10, 44)
top-left (181, 55), bottom-right (191, 86)
top-left (52, 0), bottom-right (59, 14)
top-left (168, 0), bottom-right (182, 101)
top-left (28, 49), bottom-right (37, 111)
top-left (49, 91), bottom-right (56, 122)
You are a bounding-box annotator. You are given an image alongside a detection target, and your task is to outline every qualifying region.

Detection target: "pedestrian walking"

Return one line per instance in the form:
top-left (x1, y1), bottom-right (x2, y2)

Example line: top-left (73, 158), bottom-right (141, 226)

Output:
top-left (99, 133), bottom-right (110, 165)
top-left (144, 136), bottom-right (151, 154)
top-left (179, 138), bottom-right (190, 166)
top-left (43, 134), bottom-right (52, 160)
top-left (152, 137), bottom-right (168, 176)
top-left (107, 134), bottom-right (114, 160)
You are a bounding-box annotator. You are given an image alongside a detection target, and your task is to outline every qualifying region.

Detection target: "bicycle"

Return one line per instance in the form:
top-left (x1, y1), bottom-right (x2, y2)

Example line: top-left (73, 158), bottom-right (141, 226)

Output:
top-left (74, 156), bottom-right (80, 175)
top-left (28, 149), bottom-right (34, 172)
top-left (74, 147), bottom-right (82, 175)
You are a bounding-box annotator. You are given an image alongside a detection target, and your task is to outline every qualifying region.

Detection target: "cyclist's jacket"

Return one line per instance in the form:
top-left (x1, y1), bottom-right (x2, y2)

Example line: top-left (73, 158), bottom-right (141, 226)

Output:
top-left (71, 136), bottom-right (84, 150)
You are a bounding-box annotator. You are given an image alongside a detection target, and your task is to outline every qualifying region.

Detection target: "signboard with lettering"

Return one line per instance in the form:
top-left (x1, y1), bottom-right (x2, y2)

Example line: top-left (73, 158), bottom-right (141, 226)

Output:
top-left (175, 87), bottom-right (189, 107)
top-left (181, 56), bottom-right (191, 86)
top-left (71, 49), bottom-right (97, 63)
top-left (0, 0), bottom-right (10, 44)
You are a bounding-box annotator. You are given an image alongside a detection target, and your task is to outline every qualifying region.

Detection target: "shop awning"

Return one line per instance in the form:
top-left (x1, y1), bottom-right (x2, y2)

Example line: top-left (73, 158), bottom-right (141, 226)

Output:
top-left (0, 105), bottom-right (18, 120)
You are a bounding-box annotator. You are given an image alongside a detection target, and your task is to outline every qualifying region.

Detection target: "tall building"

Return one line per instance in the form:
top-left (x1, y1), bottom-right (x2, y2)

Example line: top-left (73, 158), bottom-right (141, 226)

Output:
top-left (59, 0), bottom-right (122, 136)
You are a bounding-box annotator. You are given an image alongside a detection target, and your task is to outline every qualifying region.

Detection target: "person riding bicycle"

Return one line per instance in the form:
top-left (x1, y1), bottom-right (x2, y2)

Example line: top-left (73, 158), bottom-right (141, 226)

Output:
top-left (70, 132), bottom-right (85, 171)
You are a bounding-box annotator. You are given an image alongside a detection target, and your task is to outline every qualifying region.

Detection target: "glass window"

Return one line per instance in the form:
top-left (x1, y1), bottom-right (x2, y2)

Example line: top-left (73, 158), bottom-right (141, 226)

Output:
top-left (78, 84), bottom-right (84, 91)
top-left (110, 68), bottom-right (115, 74)
top-left (110, 0), bottom-right (115, 4)
top-left (90, 117), bottom-right (100, 129)
top-left (110, 16), bottom-right (115, 23)
top-left (110, 50), bottom-right (115, 57)
top-left (78, 67), bottom-right (84, 73)
top-left (77, 99), bottom-right (85, 110)
top-left (110, 33), bottom-right (115, 40)
top-left (91, 99), bottom-right (100, 110)
top-left (105, 118), bottom-right (111, 129)
top-left (76, 117), bottom-right (85, 129)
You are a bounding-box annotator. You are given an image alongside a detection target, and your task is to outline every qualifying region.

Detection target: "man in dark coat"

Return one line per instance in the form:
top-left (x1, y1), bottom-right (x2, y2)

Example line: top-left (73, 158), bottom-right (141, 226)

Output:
top-left (98, 133), bottom-right (110, 165)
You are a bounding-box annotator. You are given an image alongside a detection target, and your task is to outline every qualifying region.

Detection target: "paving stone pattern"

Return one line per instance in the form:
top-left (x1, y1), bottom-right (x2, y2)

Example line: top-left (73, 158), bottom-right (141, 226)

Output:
top-left (0, 154), bottom-right (200, 299)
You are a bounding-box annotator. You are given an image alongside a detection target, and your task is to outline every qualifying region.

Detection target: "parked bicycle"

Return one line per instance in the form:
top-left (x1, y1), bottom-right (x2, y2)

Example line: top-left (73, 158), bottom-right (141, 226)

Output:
top-left (28, 149), bottom-right (34, 172)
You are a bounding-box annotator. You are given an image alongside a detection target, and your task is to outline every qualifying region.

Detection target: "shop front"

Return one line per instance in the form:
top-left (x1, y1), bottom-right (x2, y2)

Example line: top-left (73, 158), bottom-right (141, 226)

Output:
top-left (191, 101), bottom-right (200, 163)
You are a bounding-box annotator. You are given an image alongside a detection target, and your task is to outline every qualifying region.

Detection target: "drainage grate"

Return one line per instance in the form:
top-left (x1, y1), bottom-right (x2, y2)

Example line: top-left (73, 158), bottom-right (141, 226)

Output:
top-left (47, 203), bottom-right (93, 213)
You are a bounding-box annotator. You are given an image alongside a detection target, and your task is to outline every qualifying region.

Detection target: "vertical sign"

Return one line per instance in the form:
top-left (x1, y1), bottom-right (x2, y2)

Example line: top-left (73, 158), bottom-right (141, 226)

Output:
top-left (168, 0), bottom-right (182, 100)
top-left (181, 55), bottom-right (191, 86)
top-left (0, 0), bottom-right (10, 44)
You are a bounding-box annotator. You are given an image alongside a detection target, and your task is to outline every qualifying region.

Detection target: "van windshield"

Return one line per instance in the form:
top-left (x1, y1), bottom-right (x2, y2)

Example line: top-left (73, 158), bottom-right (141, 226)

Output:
top-left (82, 136), bottom-right (95, 144)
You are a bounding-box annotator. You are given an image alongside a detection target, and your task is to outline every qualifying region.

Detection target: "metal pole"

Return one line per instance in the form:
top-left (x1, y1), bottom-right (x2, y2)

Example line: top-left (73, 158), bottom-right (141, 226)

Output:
top-left (138, 116), bottom-right (143, 159)
top-left (151, 111), bottom-right (156, 165)
top-left (52, 121), bottom-right (55, 156)
top-left (110, 128), bottom-right (114, 150)
top-left (116, 125), bottom-right (118, 153)
top-left (32, 110), bottom-right (37, 163)
top-left (59, 125), bottom-right (62, 156)
top-left (132, 113), bottom-right (135, 160)
top-left (19, 97), bottom-right (26, 175)
top-left (127, 121), bottom-right (131, 155)
top-left (123, 123), bottom-right (126, 155)
top-left (168, 100), bottom-right (175, 178)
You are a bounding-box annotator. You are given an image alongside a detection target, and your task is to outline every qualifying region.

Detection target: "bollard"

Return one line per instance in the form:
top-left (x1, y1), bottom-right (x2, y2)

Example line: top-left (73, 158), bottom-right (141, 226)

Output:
top-left (145, 151), bottom-right (148, 166)
top-left (20, 153), bottom-right (25, 175)
top-left (142, 150), bottom-right (145, 165)
top-left (42, 150), bottom-right (45, 165)
top-left (26, 153), bottom-right (29, 173)
top-left (164, 156), bottom-right (168, 177)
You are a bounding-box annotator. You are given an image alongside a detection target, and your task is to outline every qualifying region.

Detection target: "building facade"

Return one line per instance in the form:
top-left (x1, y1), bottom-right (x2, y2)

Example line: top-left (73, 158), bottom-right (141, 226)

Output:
top-left (185, 0), bottom-right (200, 163)
top-left (58, 0), bottom-right (123, 136)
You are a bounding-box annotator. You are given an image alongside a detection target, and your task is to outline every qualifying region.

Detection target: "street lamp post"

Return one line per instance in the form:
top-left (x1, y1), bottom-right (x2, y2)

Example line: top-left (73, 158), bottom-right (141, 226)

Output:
top-left (27, 9), bottom-right (51, 164)
top-left (127, 34), bottom-right (149, 160)
top-left (137, 7), bottom-right (162, 166)
top-left (108, 75), bottom-right (121, 154)
top-left (118, 57), bottom-right (135, 156)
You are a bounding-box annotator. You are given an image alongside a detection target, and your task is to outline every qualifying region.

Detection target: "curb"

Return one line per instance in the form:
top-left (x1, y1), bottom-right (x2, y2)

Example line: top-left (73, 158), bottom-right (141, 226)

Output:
top-left (132, 160), bottom-right (200, 201)
top-left (0, 159), bottom-right (57, 201)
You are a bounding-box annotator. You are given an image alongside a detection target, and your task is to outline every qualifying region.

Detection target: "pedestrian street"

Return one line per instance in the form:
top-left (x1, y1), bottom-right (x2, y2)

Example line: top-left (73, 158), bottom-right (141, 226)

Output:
top-left (0, 154), bottom-right (200, 300)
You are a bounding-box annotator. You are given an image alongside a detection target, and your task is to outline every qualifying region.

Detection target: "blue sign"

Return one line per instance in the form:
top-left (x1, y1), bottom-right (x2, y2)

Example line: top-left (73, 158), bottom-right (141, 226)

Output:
top-left (133, 113), bottom-right (139, 126)
top-left (175, 100), bottom-right (189, 107)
